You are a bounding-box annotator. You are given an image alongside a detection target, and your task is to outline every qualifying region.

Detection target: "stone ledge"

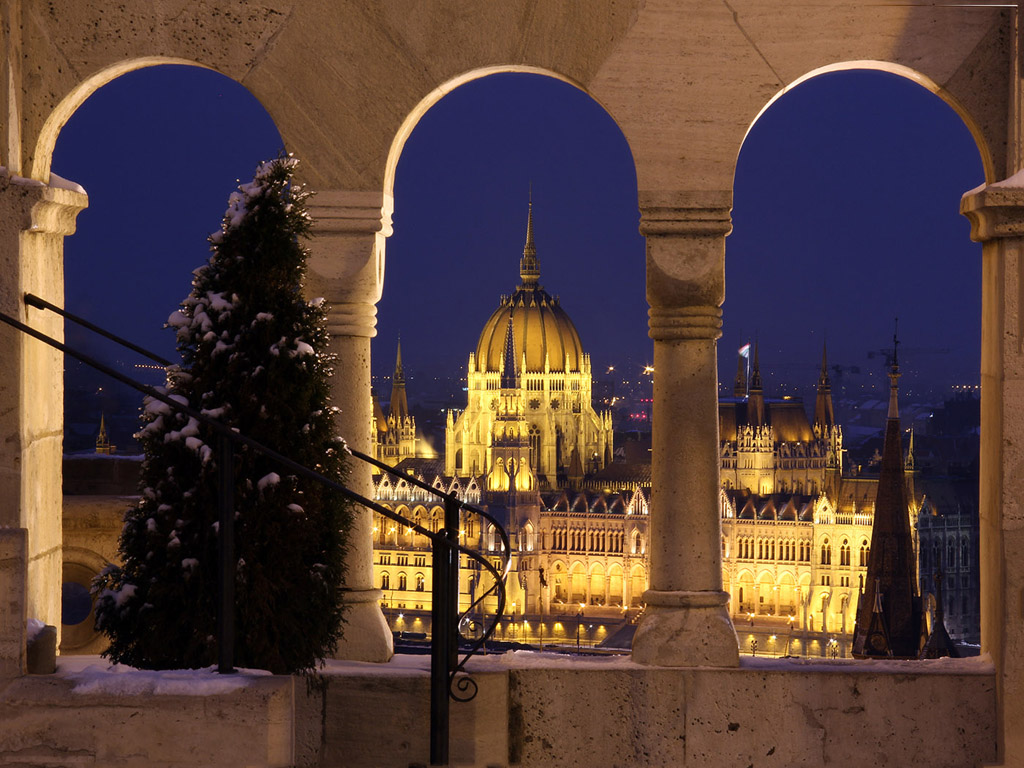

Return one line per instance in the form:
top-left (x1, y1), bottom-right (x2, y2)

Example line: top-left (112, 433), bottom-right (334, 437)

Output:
top-left (0, 653), bottom-right (998, 767)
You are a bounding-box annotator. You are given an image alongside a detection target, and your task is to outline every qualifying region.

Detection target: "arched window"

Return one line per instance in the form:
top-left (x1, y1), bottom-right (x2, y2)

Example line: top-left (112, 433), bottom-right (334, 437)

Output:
top-left (821, 539), bottom-right (831, 565)
top-left (415, 573), bottom-right (425, 591)
top-left (961, 538), bottom-right (970, 569)
top-left (860, 540), bottom-right (869, 567)
top-left (381, 572), bottom-right (390, 590)
top-left (840, 540), bottom-right (850, 567)
top-left (529, 424), bottom-right (542, 473)
top-left (398, 573), bottom-right (407, 591)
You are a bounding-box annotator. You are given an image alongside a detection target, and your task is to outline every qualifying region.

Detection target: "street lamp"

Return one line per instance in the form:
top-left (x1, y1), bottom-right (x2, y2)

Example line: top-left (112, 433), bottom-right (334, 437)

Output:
top-left (770, 634), bottom-right (777, 658)
top-left (576, 602), bottom-right (586, 652)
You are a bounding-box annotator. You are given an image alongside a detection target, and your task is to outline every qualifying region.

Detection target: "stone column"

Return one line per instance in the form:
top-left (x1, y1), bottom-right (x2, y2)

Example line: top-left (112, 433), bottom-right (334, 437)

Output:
top-left (632, 194), bottom-right (739, 667)
top-left (0, 174), bottom-right (86, 648)
top-left (307, 189), bottom-right (392, 662)
top-left (961, 179), bottom-right (1024, 766)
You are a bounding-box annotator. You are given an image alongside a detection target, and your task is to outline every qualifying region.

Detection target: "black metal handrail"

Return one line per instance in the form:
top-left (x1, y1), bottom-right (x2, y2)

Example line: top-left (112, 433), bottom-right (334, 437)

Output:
top-left (3, 294), bottom-right (510, 767)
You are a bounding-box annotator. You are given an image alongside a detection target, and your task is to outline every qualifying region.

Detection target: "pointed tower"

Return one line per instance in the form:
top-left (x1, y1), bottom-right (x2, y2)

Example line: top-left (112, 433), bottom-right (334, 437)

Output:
top-left (389, 338), bottom-right (409, 424)
top-left (814, 342), bottom-right (835, 429)
top-left (920, 560), bottom-right (959, 659)
top-left (733, 347), bottom-right (748, 398)
top-left (852, 331), bottom-right (924, 658)
top-left (500, 314), bottom-right (518, 390)
top-left (748, 342), bottom-right (765, 427)
top-left (519, 197), bottom-right (540, 287)
top-left (95, 413), bottom-right (113, 455)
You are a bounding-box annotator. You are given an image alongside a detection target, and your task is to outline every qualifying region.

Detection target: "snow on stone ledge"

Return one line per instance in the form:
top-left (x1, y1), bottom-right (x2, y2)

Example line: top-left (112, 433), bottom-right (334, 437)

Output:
top-left (322, 649), bottom-right (995, 676)
top-left (48, 171), bottom-right (87, 195)
top-left (990, 168), bottom-right (1024, 189)
top-left (59, 656), bottom-right (273, 696)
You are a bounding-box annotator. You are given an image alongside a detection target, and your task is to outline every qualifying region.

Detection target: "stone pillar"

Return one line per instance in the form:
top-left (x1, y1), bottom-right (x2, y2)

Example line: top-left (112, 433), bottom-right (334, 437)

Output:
top-left (0, 529), bottom-right (27, 677)
top-left (307, 189), bottom-right (392, 662)
top-left (632, 194), bottom-right (739, 667)
top-left (0, 174), bottom-right (86, 647)
top-left (961, 179), bottom-right (1024, 766)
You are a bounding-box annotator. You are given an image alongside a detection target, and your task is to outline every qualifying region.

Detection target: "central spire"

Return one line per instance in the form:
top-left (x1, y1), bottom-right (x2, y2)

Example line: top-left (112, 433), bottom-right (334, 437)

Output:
top-left (888, 319), bottom-right (901, 420)
top-left (519, 194), bottom-right (540, 286)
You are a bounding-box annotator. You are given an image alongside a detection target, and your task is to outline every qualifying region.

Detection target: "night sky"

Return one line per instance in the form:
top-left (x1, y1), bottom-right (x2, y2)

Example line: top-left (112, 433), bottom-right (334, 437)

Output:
top-left (52, 64), bottom-right (983, 416)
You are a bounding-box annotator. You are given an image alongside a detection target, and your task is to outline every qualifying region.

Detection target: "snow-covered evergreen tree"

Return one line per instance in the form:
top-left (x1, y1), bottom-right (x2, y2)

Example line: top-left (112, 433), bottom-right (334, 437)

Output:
top-left (94, 156), bottom-right (349, 674)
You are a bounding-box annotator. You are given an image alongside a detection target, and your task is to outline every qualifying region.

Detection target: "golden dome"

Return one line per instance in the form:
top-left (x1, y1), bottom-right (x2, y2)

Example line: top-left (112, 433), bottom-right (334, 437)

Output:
top-left (474, 202), bottom-right (585, 374)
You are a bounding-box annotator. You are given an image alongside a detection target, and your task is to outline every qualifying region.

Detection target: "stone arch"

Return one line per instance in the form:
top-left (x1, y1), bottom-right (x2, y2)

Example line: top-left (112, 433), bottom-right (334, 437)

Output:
top-left (33, 57), bottom-right (281, 183)
top-left (739, 61), bottom-right (994, 184)
top-left (589, 562), bottom-right (606, 606)
top-left (736, 569), bottom-right (756, 615)
top-left (383, 65), bottom-right (635, 222)
top-left (629, 564), bottom-right (647, 608)
top-left (608, 563), bottom-right (624, 606)
top-left (569, 561), bottom-right (587, 605)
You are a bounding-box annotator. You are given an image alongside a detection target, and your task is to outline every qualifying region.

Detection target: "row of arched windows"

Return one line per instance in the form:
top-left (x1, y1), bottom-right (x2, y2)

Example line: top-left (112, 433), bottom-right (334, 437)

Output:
top-left (819, 538), bottom-right (870, 567)
top-left (380, 571), bottom-right (426, 592)
top-left (550, 528), bottom-right (637, 554)
top-left (733, 536), bottom-right (813, 562)
top-left (921, 537), bottom-right (970, 573)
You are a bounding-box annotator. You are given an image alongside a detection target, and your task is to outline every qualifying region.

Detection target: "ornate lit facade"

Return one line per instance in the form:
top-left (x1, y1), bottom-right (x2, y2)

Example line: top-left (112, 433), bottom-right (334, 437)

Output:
top-left (444, 203), bottom-right (613, 489)
top-left (369, 208), bottom-right (907, 653)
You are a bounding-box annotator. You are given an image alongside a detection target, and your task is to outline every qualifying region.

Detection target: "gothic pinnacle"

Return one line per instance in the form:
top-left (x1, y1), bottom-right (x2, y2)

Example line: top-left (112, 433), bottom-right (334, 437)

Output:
top-left (520, 196), bottom-right (540, 286)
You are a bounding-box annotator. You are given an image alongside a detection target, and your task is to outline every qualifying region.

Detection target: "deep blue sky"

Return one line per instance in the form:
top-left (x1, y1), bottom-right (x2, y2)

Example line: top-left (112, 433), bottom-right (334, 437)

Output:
top-left (53, 64), bottom-right (983, 407)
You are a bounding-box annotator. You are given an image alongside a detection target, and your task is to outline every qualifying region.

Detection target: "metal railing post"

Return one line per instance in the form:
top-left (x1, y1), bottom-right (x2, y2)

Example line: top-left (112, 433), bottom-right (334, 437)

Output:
top-left (217, 432), bottom-right (236, 674)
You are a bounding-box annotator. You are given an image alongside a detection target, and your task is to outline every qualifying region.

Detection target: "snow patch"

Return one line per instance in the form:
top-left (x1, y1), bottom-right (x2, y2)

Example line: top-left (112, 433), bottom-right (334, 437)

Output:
top-left (257, 472), bottom-right (280, 491)
top-left (26, 618), bottom-right (46, 643)
top-left (48, 172), bottom-right (87, 195)
top-left (65, 661), bottom-right (273, 696)
top-left (991, 168), bottom-right (1024, 189)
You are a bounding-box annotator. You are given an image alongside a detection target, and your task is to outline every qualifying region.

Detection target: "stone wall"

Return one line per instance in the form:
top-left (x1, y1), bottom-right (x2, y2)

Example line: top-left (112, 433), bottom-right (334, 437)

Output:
top-left (0, 655), bottom-right (997, 767)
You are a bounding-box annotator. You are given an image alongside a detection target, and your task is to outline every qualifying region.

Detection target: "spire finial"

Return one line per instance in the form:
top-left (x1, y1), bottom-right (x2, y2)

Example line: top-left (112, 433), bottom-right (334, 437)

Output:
top-left (749, 340), bottom-right (762, 392)
top-left (520, 193), bottom-right (540, 286)
top-left (500, 313), bottom-right (518, 388)
top-left (394, 335), bottom-right (405, 384)
top-left (888, 319), bottom-right (901, 419)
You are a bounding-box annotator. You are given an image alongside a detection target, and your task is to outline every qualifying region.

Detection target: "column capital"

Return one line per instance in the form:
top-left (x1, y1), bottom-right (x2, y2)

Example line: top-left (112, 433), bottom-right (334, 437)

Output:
top-left (306, 189), bottom-right (390, 311)
top-left (639, 206), bottom-right (732, 238)
top-left (308, 189), bottom-right (393, 238)
top-left (638, 190), bottom-right (732, 237)
top-left (326, 302), bottom-right (378, 339)
top-left (961, 178), bottom-right (1024, 241)
top-left (648, 306), bottom-right (722, 341)
top-left (0, 173), bottom-right (88, 237)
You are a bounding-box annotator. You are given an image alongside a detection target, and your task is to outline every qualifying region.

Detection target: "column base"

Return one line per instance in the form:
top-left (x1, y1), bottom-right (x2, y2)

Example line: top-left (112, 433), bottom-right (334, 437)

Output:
top-left (333, 588), bottom-right (393, 663)
top-left (631, 590), bottom-right (739, 667)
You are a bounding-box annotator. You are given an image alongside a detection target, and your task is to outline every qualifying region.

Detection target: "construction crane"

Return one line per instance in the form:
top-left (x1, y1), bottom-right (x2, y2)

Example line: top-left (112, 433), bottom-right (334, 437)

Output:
top-left (866, 346), bottom-right (950, 368)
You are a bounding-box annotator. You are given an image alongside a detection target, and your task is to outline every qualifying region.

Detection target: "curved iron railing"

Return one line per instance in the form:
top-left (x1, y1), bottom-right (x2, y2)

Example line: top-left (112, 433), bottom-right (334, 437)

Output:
top-left (1, 293), bottom-right (510, 767)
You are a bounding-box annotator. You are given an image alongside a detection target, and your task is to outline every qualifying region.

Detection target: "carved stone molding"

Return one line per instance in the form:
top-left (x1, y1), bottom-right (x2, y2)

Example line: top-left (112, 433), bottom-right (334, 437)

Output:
top-left (648, 305), bottom-right (722, 341)
top-left (961, 178), bottom-right (1024, 241)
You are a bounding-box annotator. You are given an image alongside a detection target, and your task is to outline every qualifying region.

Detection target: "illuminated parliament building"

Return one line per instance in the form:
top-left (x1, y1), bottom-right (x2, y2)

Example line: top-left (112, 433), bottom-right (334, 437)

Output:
top-left (370, 205), bottom-right (915, 655)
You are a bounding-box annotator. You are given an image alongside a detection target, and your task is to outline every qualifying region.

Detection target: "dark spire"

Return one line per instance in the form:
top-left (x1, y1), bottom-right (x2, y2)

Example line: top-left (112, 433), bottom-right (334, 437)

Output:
top-left (750, 341), bottom-right (762, 391)
top-left (853, 326), bottom-right (923, 658)
top-left (814, 340), bottom-right (835, 428)
top-left (734, 345), bottom-right (748, 398)
top-left (748, 342), bottom-right (765, 426)
top-left (500, 314), bottom-right (518, 389)
top-left (519, 195), bottom-right (540, 286)
top-left (389, 338), bottom-right (409, 423)
top-left (920, 559), bottom-right (960, 659)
